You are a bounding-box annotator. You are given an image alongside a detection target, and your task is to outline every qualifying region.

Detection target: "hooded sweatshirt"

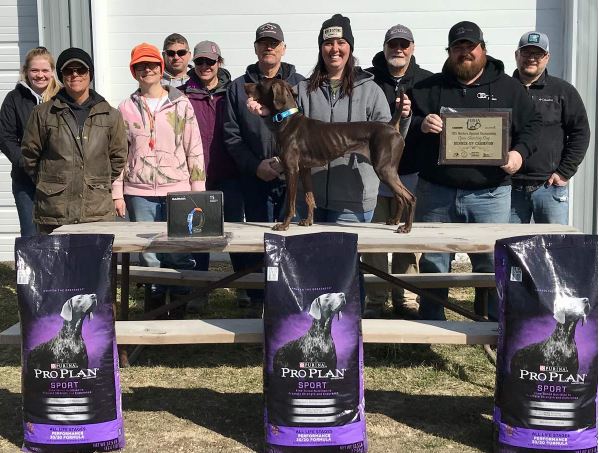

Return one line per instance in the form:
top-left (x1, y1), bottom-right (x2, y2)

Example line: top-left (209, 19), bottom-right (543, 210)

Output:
top-left (113, 85), bottom-right (205, 199)
top-left (410, 55), bottom-right (542, 189)
top-left (367, 53), bottom-right (433, 176)
top-left (223, 62), bottom-right (305, 176)
top-left (295, 67), bottom-right (394, 213)
top-left (181, 67), bottom-right (238, 189)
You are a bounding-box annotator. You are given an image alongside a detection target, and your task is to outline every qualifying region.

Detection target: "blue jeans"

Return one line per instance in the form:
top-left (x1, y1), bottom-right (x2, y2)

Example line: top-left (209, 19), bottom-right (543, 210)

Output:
top-left (238, 176), bottom-right (286, 303)
top-left (125, 195), bottom-right (195, 293)
top-left (510, 183), bottom-right (569, 225)
top-left (415, 179), bottom-right (511, 320)
top-left (12, 177), bottom-right (37, 237)
top-left (314, 208), bottom-right (374, 223)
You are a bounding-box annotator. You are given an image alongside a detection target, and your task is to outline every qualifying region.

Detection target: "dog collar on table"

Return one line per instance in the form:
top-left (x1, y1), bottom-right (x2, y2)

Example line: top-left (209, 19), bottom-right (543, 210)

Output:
top-left (272, 108), bottom-right (299, 123)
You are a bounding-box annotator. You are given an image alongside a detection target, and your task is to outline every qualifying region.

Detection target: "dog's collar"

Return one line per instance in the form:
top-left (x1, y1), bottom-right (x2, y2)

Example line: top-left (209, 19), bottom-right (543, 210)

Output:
top-left (272, 108), bottom-right (299, 123)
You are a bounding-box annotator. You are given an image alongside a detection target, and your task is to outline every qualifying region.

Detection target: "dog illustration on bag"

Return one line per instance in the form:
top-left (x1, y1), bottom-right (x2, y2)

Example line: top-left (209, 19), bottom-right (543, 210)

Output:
top-left (273, 292), bottom-right (346, 372)
top-left (510, 294), bottom-right (590, 376)
top-left (27, 294), bottom-right (98, 372)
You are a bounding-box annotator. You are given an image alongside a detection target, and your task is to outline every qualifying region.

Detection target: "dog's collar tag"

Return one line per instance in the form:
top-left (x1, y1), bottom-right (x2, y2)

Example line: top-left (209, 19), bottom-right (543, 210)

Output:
top-left (272, 108), bottom-right (299, 123)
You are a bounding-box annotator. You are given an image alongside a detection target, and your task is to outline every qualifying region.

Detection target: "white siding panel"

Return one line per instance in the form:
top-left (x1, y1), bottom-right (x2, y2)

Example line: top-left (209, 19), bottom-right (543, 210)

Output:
top-left (98, 0), bottom-right (564, 107)
top-left (0, 0), bottom-right (38, 261)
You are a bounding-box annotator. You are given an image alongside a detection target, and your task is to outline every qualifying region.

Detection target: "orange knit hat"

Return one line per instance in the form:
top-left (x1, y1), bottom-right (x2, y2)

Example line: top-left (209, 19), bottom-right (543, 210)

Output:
top-left (129, 43), bottom-right (164, 78)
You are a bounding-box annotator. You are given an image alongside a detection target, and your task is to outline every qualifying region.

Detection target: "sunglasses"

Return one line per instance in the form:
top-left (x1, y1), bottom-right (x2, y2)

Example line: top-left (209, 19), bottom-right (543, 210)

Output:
top-left (194, 57), bottom-right (217, 66)
top-left (164, 49), bottom-right (189, 58)
top-left (256, 39), bottom-right (281, 48)
top-left (386, 39), bottom-right (412, 50)
top-left (134, 62), bottom-right (161, 72)
top-left (519, 50), bottom-right (547, 60)
top-left (61, 66), bottom-right (89, 77)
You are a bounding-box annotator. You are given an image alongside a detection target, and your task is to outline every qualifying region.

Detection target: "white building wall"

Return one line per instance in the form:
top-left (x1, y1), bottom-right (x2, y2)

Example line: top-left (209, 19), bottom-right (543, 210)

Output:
top-left (94, 0), bottom-right (564, 107)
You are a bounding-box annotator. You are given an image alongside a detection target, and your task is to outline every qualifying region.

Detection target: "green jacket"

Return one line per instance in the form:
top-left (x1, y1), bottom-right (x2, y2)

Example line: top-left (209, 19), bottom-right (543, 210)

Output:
top-left (21, 91), bottom-right (127, 226)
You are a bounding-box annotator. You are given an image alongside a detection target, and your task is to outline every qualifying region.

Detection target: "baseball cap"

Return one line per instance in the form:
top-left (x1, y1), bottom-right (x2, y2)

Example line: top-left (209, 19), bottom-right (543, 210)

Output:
top-left (517, 31), bottom-right (549, 52)
top-left (255, 23), bottom-right (284, 43)
top-left (56, 48), bottom-right (94, 82)
top-left (193, 41), bottom-right (221, 61)
top-left (448, 21), bottom-right (484, 47)
top-left (384, 24), bottom-right (414, 44)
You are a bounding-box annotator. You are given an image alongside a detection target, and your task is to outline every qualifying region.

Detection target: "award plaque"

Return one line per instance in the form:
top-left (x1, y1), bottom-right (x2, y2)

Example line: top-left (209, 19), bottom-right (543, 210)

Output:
top-left (439, 111), bottom-right (510, 165)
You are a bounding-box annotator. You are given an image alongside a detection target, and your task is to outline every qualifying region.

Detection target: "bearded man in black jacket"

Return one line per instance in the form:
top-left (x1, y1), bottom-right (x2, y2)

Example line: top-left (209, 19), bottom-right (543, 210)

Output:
top-left (363, 24), bottom-right (432, 319)
top-left (511, 31), bottom-right (590, 225)
top-left (409, 21), bottom-right (542, 321)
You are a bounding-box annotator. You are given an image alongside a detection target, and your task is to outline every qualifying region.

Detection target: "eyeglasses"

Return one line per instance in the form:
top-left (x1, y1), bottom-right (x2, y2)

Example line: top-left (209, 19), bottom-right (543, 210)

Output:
top-left (256, 39), bottom-right (281, 48)
top-left (386, 39), bottom-right (412, 50)
top-left (519, 50), bottom-right (547, 60)
top-left (164, 49), bottom-right (189, 58)
top-left (194, 57), bottom-right (217, 66)
top-left (61, 66), bottom-right (89, 77)
top-left (134, 62), bottom-right (161, 72)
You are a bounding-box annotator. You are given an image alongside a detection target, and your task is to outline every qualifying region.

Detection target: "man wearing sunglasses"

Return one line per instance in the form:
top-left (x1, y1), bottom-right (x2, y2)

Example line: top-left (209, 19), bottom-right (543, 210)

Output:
top-left (223, 22), bottom-right (305, 308)
top-left (362, 24), bottom-right (433, 319)
top-left (21, 47), bottom-right (127, 233)
top-left (510, 31), bottom-right (590, 226)
top-left (162, 33), bottom-right (193, 87)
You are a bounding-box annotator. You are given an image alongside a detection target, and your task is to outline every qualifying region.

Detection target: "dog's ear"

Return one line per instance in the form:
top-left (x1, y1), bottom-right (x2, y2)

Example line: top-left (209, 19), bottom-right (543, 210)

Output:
top-left (271, 81), bottom-right (295, 111)
top-left (308, 296), bottom-right (322, 320)
top-left (244, 83), bottom-right (259, 100)
top-left (60, 297), bottom-right (74, 322)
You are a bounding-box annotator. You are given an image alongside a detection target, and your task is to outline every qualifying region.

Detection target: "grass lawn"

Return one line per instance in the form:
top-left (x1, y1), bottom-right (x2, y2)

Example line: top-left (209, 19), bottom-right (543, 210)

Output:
top-left (0, 260), bottom-right (496, 452)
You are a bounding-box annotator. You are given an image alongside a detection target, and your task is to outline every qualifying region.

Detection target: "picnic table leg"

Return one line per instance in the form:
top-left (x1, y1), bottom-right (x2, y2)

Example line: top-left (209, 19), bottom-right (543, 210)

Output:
top-left (359, 261), bottom-right (487, 322)
top-left (119, 253), bottom-right (131, 368)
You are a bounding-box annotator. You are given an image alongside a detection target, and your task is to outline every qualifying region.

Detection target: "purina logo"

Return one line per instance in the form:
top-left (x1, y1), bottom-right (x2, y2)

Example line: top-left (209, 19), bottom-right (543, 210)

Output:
top-left (299, 361), bottom-right (326, 369)
top-left (540, 365), bottom-right (567, 372)
top-left (528, 33), bottom-right (540, 44)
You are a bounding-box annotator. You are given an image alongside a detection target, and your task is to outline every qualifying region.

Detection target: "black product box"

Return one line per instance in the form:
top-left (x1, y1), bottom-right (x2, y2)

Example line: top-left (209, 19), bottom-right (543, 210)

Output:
top-left (166, 191), bottom-right (224, 237)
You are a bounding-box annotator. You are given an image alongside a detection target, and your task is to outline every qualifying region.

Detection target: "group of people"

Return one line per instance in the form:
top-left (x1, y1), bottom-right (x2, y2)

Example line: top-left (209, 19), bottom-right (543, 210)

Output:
top-left (0, 16), bottom-right (590, 321)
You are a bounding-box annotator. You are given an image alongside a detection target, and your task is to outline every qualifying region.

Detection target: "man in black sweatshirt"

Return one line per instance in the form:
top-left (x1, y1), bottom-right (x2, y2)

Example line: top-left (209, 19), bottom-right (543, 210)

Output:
top-left (511, 31), bottom-right (590, 225)
top-left (363, 24), bottom-right (432, 319)
top-left (410, 21), bottom-right (542, 321)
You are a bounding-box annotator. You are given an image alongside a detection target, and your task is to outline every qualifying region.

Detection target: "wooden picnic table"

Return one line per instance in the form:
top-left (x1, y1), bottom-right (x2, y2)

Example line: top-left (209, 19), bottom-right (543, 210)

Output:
top-left (55, 221), bottom-right (578, 254)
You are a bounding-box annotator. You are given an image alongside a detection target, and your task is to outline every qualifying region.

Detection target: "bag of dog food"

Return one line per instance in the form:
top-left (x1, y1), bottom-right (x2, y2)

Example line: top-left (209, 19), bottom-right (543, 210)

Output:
top-left (494, 234), bottom-right (597, 452)
top-left (263, 232), bottom-right (366, 452)
top-left (15, 234), bottom-right (125, 452)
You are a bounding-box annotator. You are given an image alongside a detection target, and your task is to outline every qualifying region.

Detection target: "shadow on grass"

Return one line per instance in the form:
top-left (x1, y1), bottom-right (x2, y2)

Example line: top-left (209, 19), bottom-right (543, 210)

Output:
top-left (0, 386), bottom-right (493, 452)
top-left (366, 389), bottom-right (493, 451)
top-left (0, 388), bottom-right (22, 448)
top-left (123, 386), bottom-right (492, 452)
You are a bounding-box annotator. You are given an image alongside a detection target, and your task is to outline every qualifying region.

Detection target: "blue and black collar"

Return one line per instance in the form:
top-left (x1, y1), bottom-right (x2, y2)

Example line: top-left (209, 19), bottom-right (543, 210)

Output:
top-left (272, 108), bottom-right (299, 123)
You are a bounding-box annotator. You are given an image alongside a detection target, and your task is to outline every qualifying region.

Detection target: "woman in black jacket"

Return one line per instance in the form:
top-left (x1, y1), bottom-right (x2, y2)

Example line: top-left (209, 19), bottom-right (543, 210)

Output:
top-left (0, 47), bottom-right (60, 236)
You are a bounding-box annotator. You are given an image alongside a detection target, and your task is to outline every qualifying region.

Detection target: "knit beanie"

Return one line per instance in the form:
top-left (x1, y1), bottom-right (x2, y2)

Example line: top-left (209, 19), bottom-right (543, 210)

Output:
top-left (318, 14), bottom-right (354, 50)
top-left (129, 43), bottom-right (165, 78)
top-left (56, 47), bottom-right (94, 83)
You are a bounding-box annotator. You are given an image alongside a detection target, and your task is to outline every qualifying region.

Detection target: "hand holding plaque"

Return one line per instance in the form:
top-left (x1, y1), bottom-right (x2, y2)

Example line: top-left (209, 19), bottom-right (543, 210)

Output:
top-left (439, 109), bottom-right (511, 166)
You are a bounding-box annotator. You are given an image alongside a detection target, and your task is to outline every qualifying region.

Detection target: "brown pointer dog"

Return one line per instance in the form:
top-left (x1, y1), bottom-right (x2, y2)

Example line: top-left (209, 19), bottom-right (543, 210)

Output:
top-left (245, 78), bottom-right (415, 233)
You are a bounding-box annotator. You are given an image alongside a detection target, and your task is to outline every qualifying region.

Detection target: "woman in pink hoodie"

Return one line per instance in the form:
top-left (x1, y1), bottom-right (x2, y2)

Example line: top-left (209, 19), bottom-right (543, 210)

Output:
top-left (113, 42), bottom-right (205, 308)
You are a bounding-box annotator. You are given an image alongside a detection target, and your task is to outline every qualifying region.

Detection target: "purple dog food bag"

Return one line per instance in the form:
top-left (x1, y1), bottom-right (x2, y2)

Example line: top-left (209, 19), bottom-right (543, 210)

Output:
top-left (494, 235), bottom-right (598, 452)
top-left (263, 232), bottom-right (366, 452)
top-left (15, 234), bottom-right (125, 452)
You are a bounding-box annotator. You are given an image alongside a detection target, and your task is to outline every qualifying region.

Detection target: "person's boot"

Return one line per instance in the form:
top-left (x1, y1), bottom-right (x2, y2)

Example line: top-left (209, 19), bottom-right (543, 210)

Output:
top-left (393, 295), bottom-right (420, 319)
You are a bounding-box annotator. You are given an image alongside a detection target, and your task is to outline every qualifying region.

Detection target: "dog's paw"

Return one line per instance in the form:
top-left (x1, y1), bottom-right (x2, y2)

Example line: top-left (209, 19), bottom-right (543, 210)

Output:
top-left (386, 218), bottom-right (400, 225)
top-left (272, 223), bottom-right (290, 231)
top-left (395, 224), bottom-right (412, 234)
top-left (298, 219), bottom-right (313, 227)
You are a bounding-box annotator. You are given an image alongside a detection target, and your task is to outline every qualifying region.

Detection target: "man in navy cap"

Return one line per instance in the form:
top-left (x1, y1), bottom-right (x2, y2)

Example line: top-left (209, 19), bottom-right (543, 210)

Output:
top-left (223, 23), bottom-right (305, 308)
top-left (409, 21), bottom-right (542, 321)
top-left (511, 31), bottom-right (590, 225)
